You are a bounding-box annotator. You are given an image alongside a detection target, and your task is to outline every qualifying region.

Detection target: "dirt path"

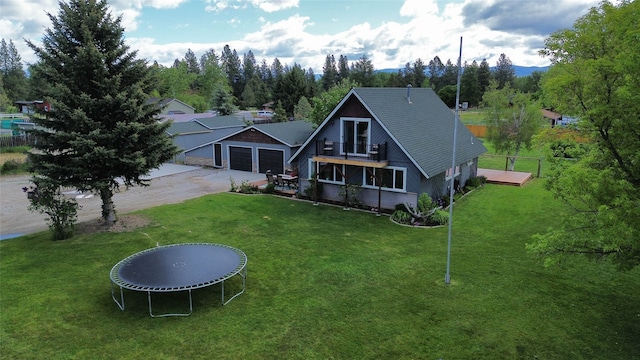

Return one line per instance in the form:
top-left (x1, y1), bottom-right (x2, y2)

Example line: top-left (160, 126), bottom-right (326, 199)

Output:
top-left (0, 167), bottom-right (265, 239)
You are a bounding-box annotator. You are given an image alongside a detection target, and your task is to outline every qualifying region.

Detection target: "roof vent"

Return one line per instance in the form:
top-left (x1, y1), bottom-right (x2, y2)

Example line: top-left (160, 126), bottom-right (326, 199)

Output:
top-left (406, 84), bottom-right (412, 104)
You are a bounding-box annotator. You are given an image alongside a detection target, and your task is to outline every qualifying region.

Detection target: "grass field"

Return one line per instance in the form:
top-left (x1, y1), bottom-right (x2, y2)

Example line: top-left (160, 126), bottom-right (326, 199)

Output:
top-left (1, 181), bottom-right (638, 359)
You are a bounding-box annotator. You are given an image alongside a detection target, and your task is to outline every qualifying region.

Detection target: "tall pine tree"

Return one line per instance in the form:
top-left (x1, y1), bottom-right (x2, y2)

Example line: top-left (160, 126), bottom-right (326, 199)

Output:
top-left (26, 0), bottom-right (178, 226)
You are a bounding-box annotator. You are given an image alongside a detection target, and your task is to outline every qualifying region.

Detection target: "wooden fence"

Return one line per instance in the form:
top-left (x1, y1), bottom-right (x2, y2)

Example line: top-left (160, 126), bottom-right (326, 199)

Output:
top-left (465, 124), bottom-right (487, 138)
top-left (0, 134), bottom-right (38, 148)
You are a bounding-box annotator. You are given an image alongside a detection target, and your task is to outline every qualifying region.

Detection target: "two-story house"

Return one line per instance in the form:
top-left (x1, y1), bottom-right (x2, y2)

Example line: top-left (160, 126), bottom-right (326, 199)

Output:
top-left (289, 87), bottom-right (487, 210)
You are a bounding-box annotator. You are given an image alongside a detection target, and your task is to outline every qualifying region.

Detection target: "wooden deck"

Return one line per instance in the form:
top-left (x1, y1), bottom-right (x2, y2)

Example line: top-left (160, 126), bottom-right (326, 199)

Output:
top-left (477, 168), bottom-right (532, 186)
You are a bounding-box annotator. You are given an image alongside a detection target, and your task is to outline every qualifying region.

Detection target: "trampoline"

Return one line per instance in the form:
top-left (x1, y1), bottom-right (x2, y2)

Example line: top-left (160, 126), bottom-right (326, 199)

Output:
top-left (110, 243), bottom-right (247, 317)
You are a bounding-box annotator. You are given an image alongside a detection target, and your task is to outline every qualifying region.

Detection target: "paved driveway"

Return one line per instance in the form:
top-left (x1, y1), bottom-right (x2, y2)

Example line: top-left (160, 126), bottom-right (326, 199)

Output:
top-left (0, 165), bottom-right (266, 240)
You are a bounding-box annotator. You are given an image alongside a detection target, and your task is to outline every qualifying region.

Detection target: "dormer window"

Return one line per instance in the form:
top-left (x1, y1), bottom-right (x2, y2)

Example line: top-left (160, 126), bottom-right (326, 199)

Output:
top-left (341, 118), bottom-right (370, 156)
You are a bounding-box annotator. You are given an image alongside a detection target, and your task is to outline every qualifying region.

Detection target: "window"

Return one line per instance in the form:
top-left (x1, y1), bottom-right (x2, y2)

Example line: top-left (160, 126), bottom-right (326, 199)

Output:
top-left (446, 165), bottom-right (460, 180)
top-left (317, 162), bottom-right (344, 184)
top-left (342, 118), bottom-right (370, 155)
top-left (364, 166), bottom-right (406, 191)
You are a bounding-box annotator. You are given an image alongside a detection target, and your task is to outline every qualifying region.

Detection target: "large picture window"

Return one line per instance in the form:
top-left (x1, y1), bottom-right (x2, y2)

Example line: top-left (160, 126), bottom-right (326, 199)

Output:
top-left (364, 166), bottom-right (406, 191)
top-left (342, 118), bottom-right (370, 155)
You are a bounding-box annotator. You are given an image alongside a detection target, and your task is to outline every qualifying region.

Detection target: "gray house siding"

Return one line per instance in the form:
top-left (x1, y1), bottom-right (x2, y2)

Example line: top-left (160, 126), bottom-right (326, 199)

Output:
top-left (291, 88), bottom-right (487, 211)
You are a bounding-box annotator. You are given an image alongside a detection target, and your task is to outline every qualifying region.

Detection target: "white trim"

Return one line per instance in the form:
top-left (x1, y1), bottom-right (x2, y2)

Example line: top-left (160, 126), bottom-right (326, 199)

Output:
top-left (213, 143), bottom-right (223, 168)
top-left (227, 145), bottom-right (254, 172)
top-left (340, 117), bottom-right (371, 157)
top-left (316, 162), bottom-right (345, 184)
top-left (256, 146), bottom-right (286, 174)
top-left (362, 166), bottom-right (407, 192)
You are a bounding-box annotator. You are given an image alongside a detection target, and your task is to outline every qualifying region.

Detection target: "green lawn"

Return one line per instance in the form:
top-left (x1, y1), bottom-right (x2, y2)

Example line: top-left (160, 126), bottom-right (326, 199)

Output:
top-left (1, 182), bottom-right (638, 359)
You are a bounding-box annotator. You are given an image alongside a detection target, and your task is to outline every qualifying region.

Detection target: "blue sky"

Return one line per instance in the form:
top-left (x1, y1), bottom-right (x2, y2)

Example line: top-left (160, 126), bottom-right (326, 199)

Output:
top-left (1, 0), bottom-right (604, 72)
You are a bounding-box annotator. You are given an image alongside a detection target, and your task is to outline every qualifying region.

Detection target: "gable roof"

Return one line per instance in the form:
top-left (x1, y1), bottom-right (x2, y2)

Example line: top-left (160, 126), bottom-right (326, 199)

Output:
top-left (253, 120), bottom-right (315, 146)
top-left (215, 120), bottom-right (314, 147)
top-left (166, 121), bottom-right (210, 136)
top-left (146, 97), bottom-right (196, 111)
top-left (195, 115), bottom-right (246, 129)
top-left (291, 87), bottom-right (486, 178)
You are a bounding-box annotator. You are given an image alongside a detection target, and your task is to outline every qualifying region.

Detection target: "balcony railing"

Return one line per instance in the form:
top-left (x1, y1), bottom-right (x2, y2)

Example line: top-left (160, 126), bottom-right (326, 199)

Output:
top-left (315, 139), bottom-right (387, 162)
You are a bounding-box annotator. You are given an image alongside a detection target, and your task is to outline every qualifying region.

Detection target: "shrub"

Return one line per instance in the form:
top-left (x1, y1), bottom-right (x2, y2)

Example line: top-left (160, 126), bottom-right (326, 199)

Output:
top-left (303, 174), bottom-right (323, 200)
top-left (391, 210), bottom-right (411, 224)
top-left (1, 159), bottom-right (22, 174)
top-left (229, 177), bottom-right (238, 192)
top-left (466, 175), bottom-right (486, 189)
top-left (429, 209), bottom-right (449, 225)
top-left (262, 182), bottom-right (275, 194)
top-left (238, 180), bottom-right (259, 194)
top-left (23, 177), bottom-right (79, 240)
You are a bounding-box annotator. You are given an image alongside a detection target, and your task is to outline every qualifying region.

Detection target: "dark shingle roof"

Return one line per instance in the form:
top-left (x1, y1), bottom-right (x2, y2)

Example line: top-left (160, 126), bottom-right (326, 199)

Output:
top-left (195, 115), bottom-right (246, 129)
top-left (253, 120), bottom-right (315, 146)
top-left (166, 121), bottom-right (210, 135)
top-left (350, 87), bottom-right (486, 178)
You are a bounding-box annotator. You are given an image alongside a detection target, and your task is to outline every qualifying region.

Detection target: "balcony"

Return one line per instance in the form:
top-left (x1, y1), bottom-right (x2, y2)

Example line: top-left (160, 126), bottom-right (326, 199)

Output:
top-left (313, 139), bottom-right (388, 168)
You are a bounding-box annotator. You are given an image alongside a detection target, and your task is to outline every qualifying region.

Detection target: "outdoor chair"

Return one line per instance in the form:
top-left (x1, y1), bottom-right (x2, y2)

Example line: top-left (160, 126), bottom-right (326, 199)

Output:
top-left (277, 174), bottom-right (285, 188)
top-left (323, 141), bottom-right (334, 155)
top-left (266, 171), bottom-right (277, 185)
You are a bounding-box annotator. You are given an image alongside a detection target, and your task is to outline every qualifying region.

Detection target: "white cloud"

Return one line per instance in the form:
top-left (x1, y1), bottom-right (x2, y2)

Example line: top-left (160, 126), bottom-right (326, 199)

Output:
top-left (251, 0), bottom-right (299, 13)
top-left (205, 0), bottom-right (298, 13)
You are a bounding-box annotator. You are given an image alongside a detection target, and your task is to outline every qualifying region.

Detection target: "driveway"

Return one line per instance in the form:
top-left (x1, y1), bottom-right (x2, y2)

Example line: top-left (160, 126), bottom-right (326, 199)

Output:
top-left (0, 165), bottom-right (266, 240)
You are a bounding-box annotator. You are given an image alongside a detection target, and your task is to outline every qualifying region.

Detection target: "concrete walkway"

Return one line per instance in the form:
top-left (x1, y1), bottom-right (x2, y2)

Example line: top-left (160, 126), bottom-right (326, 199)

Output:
top-left (0, 165), bottom-right (267, 240)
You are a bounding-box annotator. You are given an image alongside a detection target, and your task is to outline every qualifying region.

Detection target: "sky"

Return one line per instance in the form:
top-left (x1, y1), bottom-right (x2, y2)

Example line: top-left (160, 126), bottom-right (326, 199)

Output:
top-left (1, 0), bottom-right (605, 73)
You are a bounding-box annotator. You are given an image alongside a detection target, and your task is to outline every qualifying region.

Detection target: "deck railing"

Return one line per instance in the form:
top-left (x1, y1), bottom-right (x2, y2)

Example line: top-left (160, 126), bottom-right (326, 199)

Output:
top-left (315, 139), bottom-right (387, 161)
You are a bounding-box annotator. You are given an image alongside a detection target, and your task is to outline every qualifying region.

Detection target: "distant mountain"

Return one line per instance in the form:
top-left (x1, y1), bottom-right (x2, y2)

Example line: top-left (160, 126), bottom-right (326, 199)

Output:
top-left (377, 65), bottom-right (549, 78)
top-left (509, 66), bottom-right (549, 77)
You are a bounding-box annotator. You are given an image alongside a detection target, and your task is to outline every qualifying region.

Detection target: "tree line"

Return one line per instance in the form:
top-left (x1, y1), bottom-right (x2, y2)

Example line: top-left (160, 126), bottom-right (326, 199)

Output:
top-left (2, 37), bottom-right (543, 119)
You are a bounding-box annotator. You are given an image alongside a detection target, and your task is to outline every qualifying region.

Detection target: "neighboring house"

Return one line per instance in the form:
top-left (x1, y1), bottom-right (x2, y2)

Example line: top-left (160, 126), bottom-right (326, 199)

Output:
top-left (187, 120), bottom-right (314, 174)
top-left (159, 112), bottom-right (217, 123)
top-left (14, 100), bottom-right (50, 114)
top-left (542, 109), bottom-right (578, 127)
top-left (167, 115), bottom-right (246, 165)
top-left (289, 87), bottom-right (487, 210)
top-left (147, 98), bottom-right (195, 115)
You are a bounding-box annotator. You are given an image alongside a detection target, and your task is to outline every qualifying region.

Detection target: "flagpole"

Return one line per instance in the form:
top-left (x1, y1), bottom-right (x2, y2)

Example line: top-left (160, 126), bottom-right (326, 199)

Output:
top-left (445, 36), bottom-right (463, 285)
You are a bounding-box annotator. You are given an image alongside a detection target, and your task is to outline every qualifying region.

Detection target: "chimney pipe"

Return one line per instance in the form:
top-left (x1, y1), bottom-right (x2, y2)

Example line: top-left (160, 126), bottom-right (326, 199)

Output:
top-left (406, 84), bottom-right (412, 104)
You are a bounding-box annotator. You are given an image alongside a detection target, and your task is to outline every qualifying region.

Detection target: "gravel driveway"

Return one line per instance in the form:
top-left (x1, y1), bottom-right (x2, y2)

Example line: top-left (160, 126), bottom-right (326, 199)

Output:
top-left (0, 165), bottom-right (266, 240)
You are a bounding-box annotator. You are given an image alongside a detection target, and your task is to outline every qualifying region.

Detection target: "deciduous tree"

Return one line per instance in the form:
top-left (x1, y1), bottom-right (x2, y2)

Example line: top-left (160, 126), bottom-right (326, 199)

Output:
top-left (482, 81), bottom-right (543, 170)
top-left (528, 0), bottom-right (640, 270)
top-left (26, 0), bottom-right (178, 226)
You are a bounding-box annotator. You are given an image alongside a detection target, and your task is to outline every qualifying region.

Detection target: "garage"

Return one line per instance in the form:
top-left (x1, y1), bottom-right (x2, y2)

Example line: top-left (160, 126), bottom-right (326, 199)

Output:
top-left (229, 146), bottom-right (252, 172)
top-left (258, 148), bottom-right (284, 174)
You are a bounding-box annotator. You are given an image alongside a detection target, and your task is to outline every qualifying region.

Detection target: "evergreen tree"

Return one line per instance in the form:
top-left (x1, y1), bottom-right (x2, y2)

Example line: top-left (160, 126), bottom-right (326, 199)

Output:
top-left (0, 38), bottom-right (28, 101)
top-left (212, 86), bottom-right (237, 115)
top-left (413, 58), bottom-right (427, 87)
top-left (274, 63), bottom-right (307, 116)
top-left (25, 0), bottom-right (178, 226)
top-left (221, 45), bottom-right (242, 100)
top-left (184, 48), bottom-right (200, 74)
top-left (427, 56), bottom-right (445, 92)
top-left (493, 53), bottom-right (515, 89)
top-left (272, 100), bottom-right (287, 122)
top-left (441, 59), bottom-right (458, 88)
top-left (321, 54), bottom-right (338, 91)
top-left (460, 60), bottom-right (481, 107)
top-left (337, 55), bottom-right (350, 82)
top-left (294, 96), bottom-right (312, 120)
top-left (350, 55), bottom-right (375, 87)
top-left (477, 58), bottom-right (491, 95)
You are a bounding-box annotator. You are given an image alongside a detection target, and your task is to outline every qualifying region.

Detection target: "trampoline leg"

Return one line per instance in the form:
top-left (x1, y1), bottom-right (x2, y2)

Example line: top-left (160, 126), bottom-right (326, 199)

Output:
top-left (148, 290), bottom-right (193, 317)
top-left (222, 265), bottom-right (247, 306)
top-left (111, 282), bottom-right (125, 311)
